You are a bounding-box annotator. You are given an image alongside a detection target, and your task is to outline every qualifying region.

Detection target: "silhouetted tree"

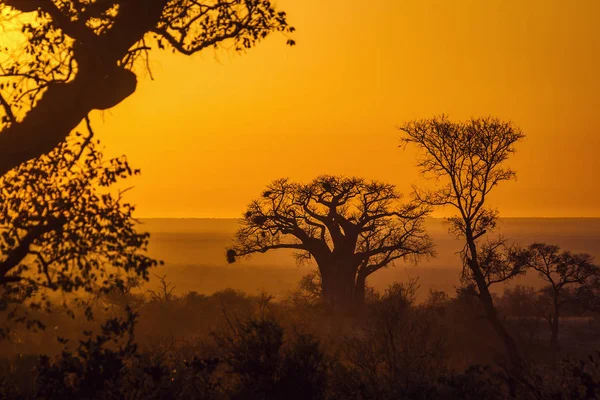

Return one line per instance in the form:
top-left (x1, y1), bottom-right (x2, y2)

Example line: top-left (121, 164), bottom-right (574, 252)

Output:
top-left (500, 285), bottom-right (543, 346)
top-left (212, 297), bottom-right (330, 400)
top-left (0, 130), bottom-right (159, 337)
top-left (460, 238), bottom-right (526, 288)
top-left (296, 270), bottom-right (323, 305)
top-left (399, 115), bottom-right (526, 376)
top-left (0, 0), bottom-right (294, 175)
top-left (226, 176), bottom-right (433, 315)
top-left (34, 307), bottom-right (139, 399)
top-left (575, 275), bottom-right (600, 314)
top-left (147, 274), bottom-right (176, 303)
top-left (292, 269), bottom-right (378, 311)
top-left (513, 243), bottom-right (600, 349)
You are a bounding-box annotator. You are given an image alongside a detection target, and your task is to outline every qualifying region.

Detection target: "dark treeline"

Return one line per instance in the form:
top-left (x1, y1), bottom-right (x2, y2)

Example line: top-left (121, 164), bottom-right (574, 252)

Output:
top-left (1, 276), bottom-right (600, 399)
top-left (0, 116), bottom-right (599, 399)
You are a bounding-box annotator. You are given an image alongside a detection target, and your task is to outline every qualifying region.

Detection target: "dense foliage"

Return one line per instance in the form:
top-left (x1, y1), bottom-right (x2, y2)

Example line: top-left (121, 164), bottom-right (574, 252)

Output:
top-left (1, 281), bottom-right (600, 399)
top-left (0, 0), bottom-right (295, 175)
top-left (0, 132), bottom-right (159, 338)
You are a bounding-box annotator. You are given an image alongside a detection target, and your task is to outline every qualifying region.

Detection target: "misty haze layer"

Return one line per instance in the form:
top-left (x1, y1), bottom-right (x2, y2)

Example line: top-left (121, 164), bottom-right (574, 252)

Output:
top-left (140, 218), bottom-right (600, 300)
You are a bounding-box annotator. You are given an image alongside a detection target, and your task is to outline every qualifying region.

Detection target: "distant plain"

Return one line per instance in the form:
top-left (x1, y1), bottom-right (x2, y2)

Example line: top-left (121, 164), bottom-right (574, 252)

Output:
top-left (140, 218), bottom-right (600, 301)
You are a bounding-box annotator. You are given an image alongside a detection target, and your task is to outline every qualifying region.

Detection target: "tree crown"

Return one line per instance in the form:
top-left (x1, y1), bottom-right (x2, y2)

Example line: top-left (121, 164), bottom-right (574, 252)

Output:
top-left (0, 0), bottom-right (294, 123)
top-left (399, 115), bottom-right (524, 240)
top-left (227, 175), bottom-right (433, 276)
top-left (514, 243), bottom-right (599, 292)
top-left (0, 129), bottom-right (159, 335)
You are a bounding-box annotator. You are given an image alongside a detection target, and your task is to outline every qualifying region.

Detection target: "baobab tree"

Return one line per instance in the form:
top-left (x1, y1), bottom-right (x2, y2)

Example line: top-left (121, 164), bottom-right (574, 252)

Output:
top-left (399, 115), bottom-right (526, 375)
top-left (0, 0), bottom-right (294, 176)
top-left (0, 127), bottom-right (159, 337)
top-left (226, 176), bottom-right (433, 315)
top-left (514, 243), bottom-right (599, 349)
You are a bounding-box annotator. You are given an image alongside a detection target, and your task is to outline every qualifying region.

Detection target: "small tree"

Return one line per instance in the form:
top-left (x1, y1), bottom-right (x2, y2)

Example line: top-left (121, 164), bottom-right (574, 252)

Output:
top-left (147, 274), bottom-right (176, 303)
top-left (226, 176), bottom-right (432, 315)
top-left (500, 285), bottom-right (542, 346)
top-left (399, 115), bottom-right (526, 375)
top-left (575, 275), bottom-right (600, 313)
top-left (514, 243), bottom-right (600, 349)
top-left (0, 127), bottom-right (159, 337)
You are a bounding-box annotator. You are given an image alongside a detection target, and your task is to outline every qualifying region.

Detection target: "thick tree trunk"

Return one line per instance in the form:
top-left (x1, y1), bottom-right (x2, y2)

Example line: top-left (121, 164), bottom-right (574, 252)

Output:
top-left (354, 271), bottom-right (367, 311)
top-left (0, 0), bottom-right (166, 176)
top-left (0, 80), bottom-right (90, 176)
top-left (320, 263), bottom-right (359, 316)
top-left (319, 266), bottom-right (334, 309)
top-left (0, 70), bottom-right (137, 176)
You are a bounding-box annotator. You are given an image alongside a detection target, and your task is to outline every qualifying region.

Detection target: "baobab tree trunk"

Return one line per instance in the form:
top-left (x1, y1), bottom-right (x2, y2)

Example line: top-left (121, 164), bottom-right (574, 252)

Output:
top-left (319, 266), bottom-right (335, 311)
top-left (354, 270), bottom-right (368, 311)
top-left (320, 263), bottom-right (361, 316)
top-left (335, 267), bottom-right (357, 315)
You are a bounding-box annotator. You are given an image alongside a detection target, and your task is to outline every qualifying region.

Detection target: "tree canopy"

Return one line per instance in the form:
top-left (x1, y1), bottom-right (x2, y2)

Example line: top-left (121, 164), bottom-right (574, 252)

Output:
top-left (227, 175), bottom-right (433, 314)
top-left (0, 0), bottom-right (294, 175)
top-left (399, 115), bottom-right (524, 245)
top-left (0, 126), bottom-right (159, 337)
top-left (518, 243), bottom-right (598, 292)
top-left (512, 242), bottom-right (600, 348)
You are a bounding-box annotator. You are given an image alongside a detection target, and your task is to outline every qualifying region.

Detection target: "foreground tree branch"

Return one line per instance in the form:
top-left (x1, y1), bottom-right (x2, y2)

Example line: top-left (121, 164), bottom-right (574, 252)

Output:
top-left (0, 0), bottom-right (294, 176)
top-left (0, 129), bottom-right (160, 338)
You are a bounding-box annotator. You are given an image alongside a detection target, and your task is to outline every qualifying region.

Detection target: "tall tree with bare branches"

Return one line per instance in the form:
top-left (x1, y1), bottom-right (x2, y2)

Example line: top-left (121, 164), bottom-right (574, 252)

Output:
top-left (226, 175), bottom-right (433, 315)
top-left (0, 0), bottom-right (294, 175)
top-left (398, 115), bottom-right (526, 375)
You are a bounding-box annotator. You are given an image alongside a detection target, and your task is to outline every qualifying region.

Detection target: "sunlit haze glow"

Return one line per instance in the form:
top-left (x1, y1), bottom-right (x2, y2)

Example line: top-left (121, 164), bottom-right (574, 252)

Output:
top-left (94, 0), bottom-right (599, 218)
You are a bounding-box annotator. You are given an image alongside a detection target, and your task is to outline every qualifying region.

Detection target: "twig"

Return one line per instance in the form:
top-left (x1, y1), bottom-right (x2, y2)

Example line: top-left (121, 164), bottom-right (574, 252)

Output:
top-left (0, 92), bottom-right (16, 125)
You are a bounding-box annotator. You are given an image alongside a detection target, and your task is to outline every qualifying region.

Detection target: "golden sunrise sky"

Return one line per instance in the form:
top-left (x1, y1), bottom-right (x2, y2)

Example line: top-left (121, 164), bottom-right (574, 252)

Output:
top-left (96, 0), bottom-right (600, 218)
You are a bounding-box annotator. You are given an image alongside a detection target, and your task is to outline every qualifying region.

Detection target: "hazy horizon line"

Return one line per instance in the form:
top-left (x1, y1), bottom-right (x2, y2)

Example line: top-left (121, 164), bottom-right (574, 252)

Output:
top-left (137, 216), bottom-right (600, 220)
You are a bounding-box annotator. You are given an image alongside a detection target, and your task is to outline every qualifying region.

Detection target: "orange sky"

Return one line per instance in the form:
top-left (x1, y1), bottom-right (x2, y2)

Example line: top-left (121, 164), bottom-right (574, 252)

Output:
top-left (95, 0), bottom-right (599, 218)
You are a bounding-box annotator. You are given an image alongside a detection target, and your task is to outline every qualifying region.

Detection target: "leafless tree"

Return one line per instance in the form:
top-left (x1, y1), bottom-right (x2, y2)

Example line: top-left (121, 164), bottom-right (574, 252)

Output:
top-left (296, 270), bottom-right (323, 305)
top-left (147, 274), bottom-right (176, 302)
top-left (227, 175), bottom-right (433, 315)
top-left (399, 115), bottom-right (526, 375)
top-left (0, 0), bottom-right (294, 176)
top-left (513, 243), bottom-right (600, 349)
